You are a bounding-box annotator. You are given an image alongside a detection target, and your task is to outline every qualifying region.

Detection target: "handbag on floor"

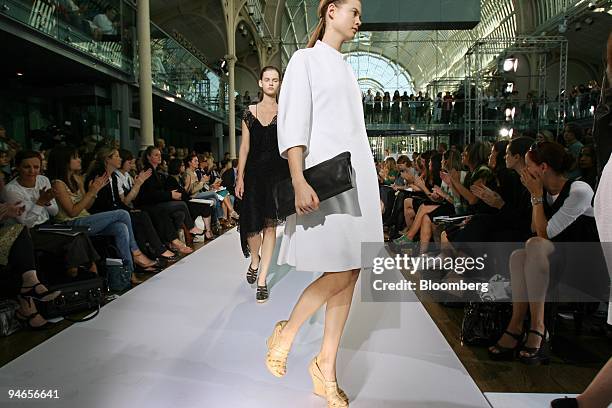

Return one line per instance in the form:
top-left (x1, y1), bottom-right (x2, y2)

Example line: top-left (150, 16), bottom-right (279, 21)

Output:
top-left (273, 151), bottom-right (354, 218)
top-left (0, 299), bottom-right (20, 336)
top-left (106, 258), bottom-right (131, 292)
top-left (460, 301), bottom-right (512, 346)
top-left (39, 276), bottom-right (105, 322)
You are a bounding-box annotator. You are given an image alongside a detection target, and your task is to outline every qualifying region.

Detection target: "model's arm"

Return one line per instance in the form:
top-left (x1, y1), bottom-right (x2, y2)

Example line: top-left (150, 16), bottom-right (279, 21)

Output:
top-left (235, 116), bottom-right (250, 199)
top-left (286, 146), bottom-right (319, 215)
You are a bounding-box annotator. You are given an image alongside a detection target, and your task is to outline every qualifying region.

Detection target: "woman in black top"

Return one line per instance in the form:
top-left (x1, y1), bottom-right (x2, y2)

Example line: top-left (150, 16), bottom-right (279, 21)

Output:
top-left (488, 142), bottom-right (608, 365)
top-left (466, 137), bottom-right (533, 242)
top-left (135, 146), bottom-right (203, 254)
top-left (86, 147), bottom-right (178, 263)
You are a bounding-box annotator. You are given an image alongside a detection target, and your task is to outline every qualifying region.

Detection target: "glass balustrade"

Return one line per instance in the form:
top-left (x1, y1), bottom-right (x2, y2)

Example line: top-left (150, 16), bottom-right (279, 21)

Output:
top-left (1, 0), bottom-right (236, 123)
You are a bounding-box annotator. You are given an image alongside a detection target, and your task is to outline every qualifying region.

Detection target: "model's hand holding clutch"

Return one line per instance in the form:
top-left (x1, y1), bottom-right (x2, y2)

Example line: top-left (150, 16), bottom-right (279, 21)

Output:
top-left (293, 179), bottom-right (320, 215)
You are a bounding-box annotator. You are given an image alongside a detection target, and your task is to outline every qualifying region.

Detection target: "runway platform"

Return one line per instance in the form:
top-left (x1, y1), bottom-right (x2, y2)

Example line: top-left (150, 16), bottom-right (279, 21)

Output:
top-left (0, 228), bottom-right (572, 407)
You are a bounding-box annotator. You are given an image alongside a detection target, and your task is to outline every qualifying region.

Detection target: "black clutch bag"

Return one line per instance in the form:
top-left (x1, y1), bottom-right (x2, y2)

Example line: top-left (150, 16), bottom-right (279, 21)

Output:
top-left (273, 151), bottom-right (354, 218)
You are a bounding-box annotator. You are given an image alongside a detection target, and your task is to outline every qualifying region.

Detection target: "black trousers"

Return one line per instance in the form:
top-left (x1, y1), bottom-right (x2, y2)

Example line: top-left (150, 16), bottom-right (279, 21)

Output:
top-left (129, 210), bottom-right (167, 258)
top-left (142, 201), bottom-right (194, 243)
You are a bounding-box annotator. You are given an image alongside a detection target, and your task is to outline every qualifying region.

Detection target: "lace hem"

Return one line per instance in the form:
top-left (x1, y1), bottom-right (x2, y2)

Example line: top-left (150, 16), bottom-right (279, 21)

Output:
top-left (239, 217), bottom-right (286, 258)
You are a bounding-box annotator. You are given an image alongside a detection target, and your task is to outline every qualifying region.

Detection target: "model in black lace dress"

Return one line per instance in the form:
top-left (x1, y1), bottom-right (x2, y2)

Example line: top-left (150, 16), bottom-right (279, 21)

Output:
top-left (236, 66), bottom-right (289, 303)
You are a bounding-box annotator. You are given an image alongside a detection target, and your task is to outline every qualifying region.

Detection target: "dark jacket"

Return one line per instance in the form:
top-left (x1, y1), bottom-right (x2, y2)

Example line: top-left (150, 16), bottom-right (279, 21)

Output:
top-left (135, 164), bottom-right (172, 207)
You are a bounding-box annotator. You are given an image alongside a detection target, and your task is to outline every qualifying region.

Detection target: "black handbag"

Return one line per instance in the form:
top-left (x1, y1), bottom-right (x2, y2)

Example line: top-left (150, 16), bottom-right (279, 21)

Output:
top-left (460, 301), bottom-right (512, 346)
top-left (273, 151), bottom-right (354, 218)
top-left (38, 276), bottom-right (105, 322)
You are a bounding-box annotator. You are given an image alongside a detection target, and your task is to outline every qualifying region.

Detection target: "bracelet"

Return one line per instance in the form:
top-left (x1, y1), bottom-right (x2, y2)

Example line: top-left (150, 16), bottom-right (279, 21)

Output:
top-left (530, 195), bottom-right (543, 206)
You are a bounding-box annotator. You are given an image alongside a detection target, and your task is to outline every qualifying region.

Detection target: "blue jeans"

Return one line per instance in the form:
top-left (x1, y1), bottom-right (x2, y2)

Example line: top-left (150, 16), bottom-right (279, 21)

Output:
top-left (193, 191), bottom-right (221, 221)
top-left (68, 209), bottom-right (138, 271)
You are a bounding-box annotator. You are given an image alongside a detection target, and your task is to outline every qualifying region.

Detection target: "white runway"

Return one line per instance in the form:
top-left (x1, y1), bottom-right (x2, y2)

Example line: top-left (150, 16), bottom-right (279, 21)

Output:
top-left (0, 228), bottom-right (494, 407)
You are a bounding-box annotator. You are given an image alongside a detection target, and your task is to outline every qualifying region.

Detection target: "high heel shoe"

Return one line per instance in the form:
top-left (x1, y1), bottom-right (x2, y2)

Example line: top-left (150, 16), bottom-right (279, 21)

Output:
top-left (488, 330), bottom-right (523, 361)
top-left (265, 320), bottom-right (289, 377)
top-left (15, 310), bottom-right (57, 331)
top-left (518, 329), bottom-right (550, 365)
top-left (309, 356), bottom-right (349, 406)
top-left (308, 356), bottom-right (349, 407)
top-left (20, 283), bottom-right (61, 302)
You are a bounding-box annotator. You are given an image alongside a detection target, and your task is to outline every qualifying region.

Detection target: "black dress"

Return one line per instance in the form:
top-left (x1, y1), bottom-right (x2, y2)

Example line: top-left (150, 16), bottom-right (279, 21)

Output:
top-left (239, 107), bottom-right (290, 257)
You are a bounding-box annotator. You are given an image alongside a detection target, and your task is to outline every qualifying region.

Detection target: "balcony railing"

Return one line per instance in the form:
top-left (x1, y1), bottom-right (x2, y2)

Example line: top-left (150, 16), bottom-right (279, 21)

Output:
top-left (1, 0), bottom-right (238, 123)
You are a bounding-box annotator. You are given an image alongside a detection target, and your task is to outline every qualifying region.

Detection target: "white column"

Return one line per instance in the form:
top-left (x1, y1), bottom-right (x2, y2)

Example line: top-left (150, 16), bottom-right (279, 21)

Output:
top-left (226, 0), bottom-right (237, 159)
top-left (137, 0), bottom-right (154, 149)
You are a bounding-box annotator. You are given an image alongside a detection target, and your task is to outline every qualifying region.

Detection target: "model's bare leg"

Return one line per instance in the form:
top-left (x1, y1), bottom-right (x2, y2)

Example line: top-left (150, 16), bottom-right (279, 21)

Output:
top-left (247, 233), bottom-right (262, 268)
top-left (277, 271), bottom-right (357, 351)
top-left (317, 269), bottom-right (360, 381)
top-left (257, 227), bottom-right (277, 286)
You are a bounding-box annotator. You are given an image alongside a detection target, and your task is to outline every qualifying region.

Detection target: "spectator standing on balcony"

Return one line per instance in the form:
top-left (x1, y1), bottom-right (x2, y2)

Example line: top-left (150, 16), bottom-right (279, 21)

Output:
top-left (401, 91), bottom-right (410, 123)
top-left (373, 91), bottom-right (382, 123)
top-left (442, 92), bottom-right (453, 124)
top-left (364, 89), bottom-right (373, 123)
top-left (382, 91), bottom-right (391, 124)
top-left (93, 6), bottom-right (118, 38)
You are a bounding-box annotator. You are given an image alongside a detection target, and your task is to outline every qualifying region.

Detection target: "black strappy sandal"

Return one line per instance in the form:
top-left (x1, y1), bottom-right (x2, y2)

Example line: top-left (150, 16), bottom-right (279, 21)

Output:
top-left (518, 329), bottom-right (550, 365)
top-left (488, 330), bottom-right (523, 361)
top-left (20, 283), bottom-right (61, 302)
top-left (256, 284), bottom-right (269, 303)
top-left (15, 310), bottom-right (57, 331)
top-left (246, 265), bottom-right (259, 284)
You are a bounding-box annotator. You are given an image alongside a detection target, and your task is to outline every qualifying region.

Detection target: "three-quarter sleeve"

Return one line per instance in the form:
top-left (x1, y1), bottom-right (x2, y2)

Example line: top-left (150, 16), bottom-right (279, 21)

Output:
top-left (277, 50), bottom-right (313, 160)
top-left (547, 181), bottom-right (594, 239)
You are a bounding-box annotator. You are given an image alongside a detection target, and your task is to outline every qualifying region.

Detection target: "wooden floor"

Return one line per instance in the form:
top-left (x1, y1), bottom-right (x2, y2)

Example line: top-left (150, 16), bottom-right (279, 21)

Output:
top-left (1, 229), bottom-right (609, 395)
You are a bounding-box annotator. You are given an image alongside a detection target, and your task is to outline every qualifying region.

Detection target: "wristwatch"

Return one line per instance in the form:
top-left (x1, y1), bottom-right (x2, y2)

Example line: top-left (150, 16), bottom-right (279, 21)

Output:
top-left (531, 195), bottom-right (543, 206)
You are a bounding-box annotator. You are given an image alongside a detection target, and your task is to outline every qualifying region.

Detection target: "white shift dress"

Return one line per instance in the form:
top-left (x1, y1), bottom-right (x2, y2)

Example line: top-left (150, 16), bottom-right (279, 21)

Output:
top-left (276, 40), bottom-right (384, 272)
top-left (594, 153), bottom-right (612, 325)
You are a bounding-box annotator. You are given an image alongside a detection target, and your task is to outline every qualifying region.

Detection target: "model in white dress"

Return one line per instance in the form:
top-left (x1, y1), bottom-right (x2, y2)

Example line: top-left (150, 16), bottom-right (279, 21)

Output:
top-left (264, 2), bottom-right (373, 407)
top-left (594, 153), bottom-right (612, 325)
top-left (277, 40), bottom-right (384, 272)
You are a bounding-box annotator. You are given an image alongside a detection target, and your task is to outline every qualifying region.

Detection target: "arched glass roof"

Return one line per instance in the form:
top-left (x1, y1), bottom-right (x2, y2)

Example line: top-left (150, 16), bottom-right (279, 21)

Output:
top-left (280, 0), bottom-right (526, 89)
top-left (345, 52), bottom-right (414, 95)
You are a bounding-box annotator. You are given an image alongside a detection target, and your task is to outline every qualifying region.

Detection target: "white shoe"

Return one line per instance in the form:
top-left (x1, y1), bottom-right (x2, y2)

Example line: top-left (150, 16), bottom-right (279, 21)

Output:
top-left (193, 235), bottom-right (206, 243)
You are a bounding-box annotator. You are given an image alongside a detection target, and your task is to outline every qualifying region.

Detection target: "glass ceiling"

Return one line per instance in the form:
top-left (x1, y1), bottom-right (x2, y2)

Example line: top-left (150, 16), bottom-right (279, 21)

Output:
top-left (345, 52), bottom-right (414, 95)
top-left (280, 0), bottom-right (585, 90)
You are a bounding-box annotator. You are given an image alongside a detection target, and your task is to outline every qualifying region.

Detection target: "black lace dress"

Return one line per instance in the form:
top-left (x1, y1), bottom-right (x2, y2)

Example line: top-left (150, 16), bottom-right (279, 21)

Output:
top-left (239, 107), bottom-right (290, 257)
